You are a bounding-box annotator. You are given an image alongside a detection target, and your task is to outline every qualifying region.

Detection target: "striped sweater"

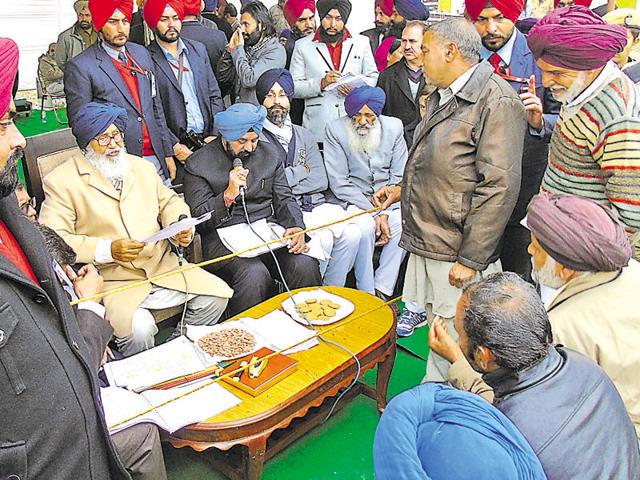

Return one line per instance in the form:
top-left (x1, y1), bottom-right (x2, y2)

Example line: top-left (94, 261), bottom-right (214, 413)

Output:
top-left (542, 66), bottom-right (640, 236)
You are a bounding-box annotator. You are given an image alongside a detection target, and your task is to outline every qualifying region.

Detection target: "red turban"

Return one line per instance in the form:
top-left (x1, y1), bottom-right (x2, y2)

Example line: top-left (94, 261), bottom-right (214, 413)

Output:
top-left (528, 6), bottom-right (628, 71)
top-left (88, 0), bottom-right (134, 31)
top-left (0, 38), bottom-right (18, 118)
top-left (554, 0), bottom-right (591, 7)
top-left (376, 0), bottom-right (394, 17)
top-left (283, 0), bottom-right (316, 27)
top-left (465, 0), bottom-right (525, 23)
top-left (182, 0), bottom-right (203, 16)
top-left (143, 0), bottom-right (185, 29)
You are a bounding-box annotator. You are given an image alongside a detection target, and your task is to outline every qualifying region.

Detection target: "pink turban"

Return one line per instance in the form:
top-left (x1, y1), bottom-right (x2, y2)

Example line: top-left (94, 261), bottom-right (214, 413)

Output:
top-left (283, 0), bottom-right (316, 27)
top-left (528, 6), bottom-right (628, 71)
top-left (0, 38), bottom-right (18, 118)
top-left (89, 0), bottom-right (134, 31)
top-left (375, 37), bottom-right (395, 72)
top-left (527, 193), bottom-right (632, 272)
top-left (376, 0), bottom-right (394, 17)
top-left (466, 0), bottom-right (525, 24)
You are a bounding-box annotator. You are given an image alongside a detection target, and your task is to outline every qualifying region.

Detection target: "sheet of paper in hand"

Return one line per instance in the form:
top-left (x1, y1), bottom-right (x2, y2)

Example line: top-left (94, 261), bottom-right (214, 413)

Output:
top-left (142, 211), bottom-right (212, 244)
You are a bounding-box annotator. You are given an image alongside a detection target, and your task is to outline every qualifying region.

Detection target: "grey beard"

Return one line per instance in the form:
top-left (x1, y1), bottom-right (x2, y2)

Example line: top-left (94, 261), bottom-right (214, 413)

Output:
top-left (85, 146), bottom-right (130, 186)
top-left (267, 106), bottom-right (289, 127)
top-left (346, 119), bottom-right (382, 156)
top-left (0, 148), bottom-right (21, 199)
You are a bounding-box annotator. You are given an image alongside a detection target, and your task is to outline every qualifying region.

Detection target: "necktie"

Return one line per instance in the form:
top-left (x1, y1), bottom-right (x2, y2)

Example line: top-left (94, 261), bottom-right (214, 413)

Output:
top-left (118, 51), bottom-right (129, 65)
top-left (489, 53), bottom-right (502, 74)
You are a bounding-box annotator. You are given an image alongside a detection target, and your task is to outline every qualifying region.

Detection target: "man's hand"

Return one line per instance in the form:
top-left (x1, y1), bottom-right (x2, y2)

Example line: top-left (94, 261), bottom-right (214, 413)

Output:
top-left (224, 167), bottom-right (249, 203)
top-left (321, 70), bottom-right (341, 90)
top-left (428, 316), bottom-right (464, 364)
top-left (65, 264), bottom-right (104, 300)
top-left (111, 238), bottom-right (146, 262)
top-left (337, 84), bottom-right (353, 97)
top-left (173, 143), bottom-right (193, 163)
top-left (165, 156), bottom-right (177, 181)
top-left (520, 75), bottom-right (543, 131)
top-left (227, 27), bottom-right (243, 52)
top-left (373, 185), bottom-right (401, 210)
top-left (448, 261), bottom-right (477, 289)
top-left (171, 227), bottom-right (193, 248)
top-left (375, 214), bottom-right (391, 247)
top-left (284, 227), bottom-right (309, 254)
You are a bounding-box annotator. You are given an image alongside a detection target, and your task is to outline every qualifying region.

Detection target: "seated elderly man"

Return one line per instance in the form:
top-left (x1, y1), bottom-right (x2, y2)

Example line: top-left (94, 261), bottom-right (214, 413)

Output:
top-left (184, 103), bottom-right (322, 316)
top-left (256, 68), bottom-right (360, 287)
top-left (324, 86), bottom-right (407, 299)
top-left (374, 384), bottom-right (546, 480)
top-left (40, 102), bottom-right (232, 357)
top-left (427, 272), bottom-right (640, 479)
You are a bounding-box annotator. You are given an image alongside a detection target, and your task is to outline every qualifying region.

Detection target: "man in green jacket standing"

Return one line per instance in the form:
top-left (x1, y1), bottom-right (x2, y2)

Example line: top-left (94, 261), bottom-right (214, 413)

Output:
top-left (55, 0), bottom-right (99, 70)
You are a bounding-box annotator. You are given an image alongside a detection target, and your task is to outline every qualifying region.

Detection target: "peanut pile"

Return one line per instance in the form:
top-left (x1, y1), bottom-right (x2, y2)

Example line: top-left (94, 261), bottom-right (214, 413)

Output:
top-left (197, 328), bottom-right (256, 358)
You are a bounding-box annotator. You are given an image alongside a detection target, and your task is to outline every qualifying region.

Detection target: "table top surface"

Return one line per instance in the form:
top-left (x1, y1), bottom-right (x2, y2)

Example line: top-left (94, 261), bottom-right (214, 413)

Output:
top-left (191, 286), bottom-right (394, 429)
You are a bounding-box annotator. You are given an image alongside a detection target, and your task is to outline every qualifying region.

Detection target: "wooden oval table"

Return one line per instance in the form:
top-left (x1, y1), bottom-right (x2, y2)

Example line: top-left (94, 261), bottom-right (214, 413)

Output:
top-left (165, 286), bottom-right (397, 480)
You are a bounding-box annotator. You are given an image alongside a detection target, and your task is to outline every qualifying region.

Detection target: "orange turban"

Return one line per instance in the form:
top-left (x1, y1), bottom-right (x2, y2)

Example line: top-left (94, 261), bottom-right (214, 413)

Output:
top-left (88, 0), bottom-right (134, 31)
top-left (466, 0), bottom-right (525, 23)
top-left (143, 0), bottom-right (185, 29)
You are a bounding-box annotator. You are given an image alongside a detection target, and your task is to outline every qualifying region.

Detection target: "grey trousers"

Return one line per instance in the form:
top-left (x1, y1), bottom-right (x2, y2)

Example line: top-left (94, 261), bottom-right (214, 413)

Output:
top-left (111, 423), bottom-right (167, 480)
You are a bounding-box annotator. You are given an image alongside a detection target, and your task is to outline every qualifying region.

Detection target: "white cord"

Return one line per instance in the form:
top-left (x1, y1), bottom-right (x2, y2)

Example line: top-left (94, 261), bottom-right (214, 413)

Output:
top-left (239, 190), bottom-right (361, 421)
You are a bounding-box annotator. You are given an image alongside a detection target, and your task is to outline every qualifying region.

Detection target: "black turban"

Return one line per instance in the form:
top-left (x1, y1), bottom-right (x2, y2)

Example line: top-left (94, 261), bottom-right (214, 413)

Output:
top-left (256, 68), bottom-right (294, 106)
top-left (317, 0), bottom-right (352, 22)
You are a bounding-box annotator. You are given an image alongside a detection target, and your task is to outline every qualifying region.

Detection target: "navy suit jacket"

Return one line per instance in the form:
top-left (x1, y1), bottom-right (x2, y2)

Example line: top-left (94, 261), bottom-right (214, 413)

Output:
top-left (148, 38), bottom-right (224, 139)
top-left (180, 20), bottom-right (227, 75)
top-left (64, 42), bottom-right (177, 177)
top-left (502, 31), bottom-right (560, 224)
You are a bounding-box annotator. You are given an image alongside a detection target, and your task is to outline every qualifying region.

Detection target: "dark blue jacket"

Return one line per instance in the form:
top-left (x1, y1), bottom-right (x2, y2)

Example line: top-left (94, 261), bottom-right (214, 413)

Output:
top-left (502, 31), bottom-right (560, 225)
top-left (64, 42), bottom-right (177, 177)
top-left (147, 38), bottom-right (223, 139)
top-left (180, 20), bottom-right (227, 75)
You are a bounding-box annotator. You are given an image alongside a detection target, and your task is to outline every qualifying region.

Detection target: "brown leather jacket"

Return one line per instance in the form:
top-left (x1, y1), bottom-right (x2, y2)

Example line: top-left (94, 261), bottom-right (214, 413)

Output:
top-left (400, 62), bottom-right (526, 271)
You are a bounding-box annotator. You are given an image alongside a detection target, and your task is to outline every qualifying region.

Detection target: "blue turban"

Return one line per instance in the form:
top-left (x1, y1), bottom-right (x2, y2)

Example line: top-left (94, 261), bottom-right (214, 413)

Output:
top-left (72, 101), bottom-right (128, 150)
top-left (256, 68), bottom-right (295, 106)
top-left (215, 103), bottom-right (267, 141)
top-left (374, 384), bottom-right (546, 480)
top-left (395, 0), bottom-right (430, 21)
top-left (344, 86), bottom-right (386, 117)
top-left (204, 0), bottom-right (218, 10)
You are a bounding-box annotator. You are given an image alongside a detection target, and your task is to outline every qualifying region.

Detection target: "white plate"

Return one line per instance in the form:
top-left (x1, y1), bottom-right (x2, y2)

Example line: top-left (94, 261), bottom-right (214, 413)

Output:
top-left (186, 321), bottom-right (265, 363)
top-left (281, 289), bottom-right (355, 326)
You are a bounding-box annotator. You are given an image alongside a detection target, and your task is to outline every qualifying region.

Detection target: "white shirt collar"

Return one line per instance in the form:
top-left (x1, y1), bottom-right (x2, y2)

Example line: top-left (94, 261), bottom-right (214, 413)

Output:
top-left (563, 61), bottom-right (620, 116)
top-left (480, 30), bottom-right (518, 66)
top-left (438, 63), bottom-right (480, 105)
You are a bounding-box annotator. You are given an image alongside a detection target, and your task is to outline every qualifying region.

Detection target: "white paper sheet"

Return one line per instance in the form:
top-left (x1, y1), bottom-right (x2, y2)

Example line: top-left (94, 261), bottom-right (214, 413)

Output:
top-left (142, 212), bottom-right (212, 244)
top-left (324, 73), bottom-right (369, 95)
top-left (101, 381), bottom-right (241, 434)
top-left (240, 310), bottom-right (319, 354)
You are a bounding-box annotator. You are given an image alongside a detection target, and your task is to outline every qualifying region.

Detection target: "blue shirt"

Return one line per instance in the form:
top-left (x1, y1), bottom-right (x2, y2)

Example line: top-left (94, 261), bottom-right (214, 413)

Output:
top-left (102, 41), bottom-right (126, 61)
top-left (158, 39), bottom-right (205, 134)
top-left (480, 30), bottom-right (517, 67)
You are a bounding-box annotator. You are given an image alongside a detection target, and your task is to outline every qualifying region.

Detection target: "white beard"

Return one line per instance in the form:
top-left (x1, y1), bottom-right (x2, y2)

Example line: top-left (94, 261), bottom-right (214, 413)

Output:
top-left (531, 255), bottom-right (567, 289)
top-left (347, 119), bottom-right (382, 156)
top-left (550, 71), bottom-right (589, 104)
top-left (85, 146), bottom-right (130, 186)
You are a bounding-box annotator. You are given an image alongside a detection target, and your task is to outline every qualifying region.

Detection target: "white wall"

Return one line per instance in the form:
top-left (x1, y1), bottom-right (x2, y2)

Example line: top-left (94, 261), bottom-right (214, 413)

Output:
top-left (0, 0), bottom-right (375, 91)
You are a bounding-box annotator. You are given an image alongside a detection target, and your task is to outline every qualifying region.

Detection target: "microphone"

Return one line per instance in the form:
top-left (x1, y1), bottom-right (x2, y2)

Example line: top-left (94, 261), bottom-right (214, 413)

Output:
top-left (232, 158), bottom-right (246, 196)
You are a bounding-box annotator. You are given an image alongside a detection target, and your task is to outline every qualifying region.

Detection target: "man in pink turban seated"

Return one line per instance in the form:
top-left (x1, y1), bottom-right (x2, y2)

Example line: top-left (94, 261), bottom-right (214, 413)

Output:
top-left (528, 6), bottom-right (640, 259)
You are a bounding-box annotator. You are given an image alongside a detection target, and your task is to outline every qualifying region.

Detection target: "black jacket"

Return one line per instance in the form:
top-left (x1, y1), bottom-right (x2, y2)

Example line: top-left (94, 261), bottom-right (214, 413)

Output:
top-left (485, 346), bottom-right (640, 479)
top-left (377, 59), bottom-right (425, 146)
top-left (147, 38), bottom-right (223, 139)
top-left (180, 20), bottom-right (227, 76)
top-left (361, 27), bottom-right (383, 56)
top-left (0, 196), bottom-right (129, 480)
top-left (183, 137), bottom-right (305, 261)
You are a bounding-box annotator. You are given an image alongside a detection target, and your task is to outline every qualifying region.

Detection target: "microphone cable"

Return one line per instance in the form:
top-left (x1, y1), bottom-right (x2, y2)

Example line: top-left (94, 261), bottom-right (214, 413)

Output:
top-left (238, 189), bottom-right (361, 422)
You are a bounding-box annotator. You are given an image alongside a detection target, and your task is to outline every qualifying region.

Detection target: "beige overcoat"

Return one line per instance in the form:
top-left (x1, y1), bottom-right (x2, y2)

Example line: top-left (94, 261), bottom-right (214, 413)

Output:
top-left (40, 153), bottom-right (233, 337)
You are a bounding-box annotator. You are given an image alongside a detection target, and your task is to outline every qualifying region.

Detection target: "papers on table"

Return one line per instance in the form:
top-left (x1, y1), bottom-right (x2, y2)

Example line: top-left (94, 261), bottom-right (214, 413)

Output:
top-left (103, 336), bottom-right (210, 392)
top-left (217, 219), bottom-right (327, 261)
top-left (239, 310), bottom-right (319, 354)
top-left (324, 73), bottom-right (369, 95)
top-left (142, 212), bottom-right (212, 244)
top-left (101, 381), bottom-right (241, 434)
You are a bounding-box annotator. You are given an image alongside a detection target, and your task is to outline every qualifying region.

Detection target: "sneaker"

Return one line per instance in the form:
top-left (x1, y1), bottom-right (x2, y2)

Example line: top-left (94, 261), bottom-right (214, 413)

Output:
top-left (396, 309), bottom-right (428, 337)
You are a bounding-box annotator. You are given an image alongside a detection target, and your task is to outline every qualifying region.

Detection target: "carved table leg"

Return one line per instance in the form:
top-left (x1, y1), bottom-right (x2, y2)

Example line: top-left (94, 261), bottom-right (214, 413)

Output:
top-left (243, 436), bottom-right (267, 480)
top-left (376, 340), bottom-right (397, 413)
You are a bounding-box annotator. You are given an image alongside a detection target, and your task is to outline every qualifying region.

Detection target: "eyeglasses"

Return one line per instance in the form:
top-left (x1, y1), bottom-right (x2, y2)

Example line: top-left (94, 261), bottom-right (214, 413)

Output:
top-left (94, 131), bottom-right (125, 146)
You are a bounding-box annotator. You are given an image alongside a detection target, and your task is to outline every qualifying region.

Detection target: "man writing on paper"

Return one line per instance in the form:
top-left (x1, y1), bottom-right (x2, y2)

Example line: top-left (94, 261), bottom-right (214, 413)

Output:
top-left (184, 103), bottom-right (322, 316)
top-left (40, 102), bottom-right (232, 357)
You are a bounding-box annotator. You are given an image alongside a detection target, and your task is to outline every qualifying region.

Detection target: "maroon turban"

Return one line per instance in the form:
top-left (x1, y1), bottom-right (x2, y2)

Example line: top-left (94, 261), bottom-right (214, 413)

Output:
top-left (143, 0), bottom-right (185, 29)
top-left (376, 0), bottom-right (394, 17)
top-left (283, 0), bottom-right (316, 27)
top-left (0, 38), bottom-right (18, 118)
top-left (182, 0), bottom-right (203, 16)
top-left (527, 193), bottom-right (632, 272)
top-left (89, 0), bottom-right (134, 31)
top-left (466, 0), bottom-right (525, 23)
top-left (527, 6), bottom-right (628, 71)
top-left (554, 0), bottom-right (591, 7)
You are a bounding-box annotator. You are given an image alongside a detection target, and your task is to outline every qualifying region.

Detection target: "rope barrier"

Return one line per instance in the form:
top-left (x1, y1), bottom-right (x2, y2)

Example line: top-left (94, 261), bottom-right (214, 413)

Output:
top-left (107, 294), bottom-right (401, 430)
top-left (71, 206), bottom-right (382, 306)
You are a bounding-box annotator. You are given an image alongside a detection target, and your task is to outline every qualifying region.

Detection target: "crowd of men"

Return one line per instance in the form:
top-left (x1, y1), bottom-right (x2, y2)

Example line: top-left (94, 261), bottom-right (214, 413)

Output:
top-left (3, 0), bottom-right (640, 478)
